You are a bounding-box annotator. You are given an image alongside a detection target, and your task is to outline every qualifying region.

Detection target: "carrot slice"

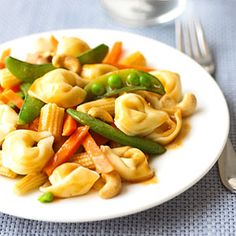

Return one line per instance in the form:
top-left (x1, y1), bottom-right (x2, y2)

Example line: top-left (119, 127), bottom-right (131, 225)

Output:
top-left (10, 84), bottom-right (20, 93)
top-left (103, 41), bottom-right (123, 64)
top-left (2, 89), bottom-right (24, 108)
top-left (82, 133), bottom-right (114, 173)
top-left (110, 63), bottom-right (155, 72)
top-left (43, 125), bottom-right (89, 176)
top-left (62, 114), bottom-right (78, 136)
top-left (0, 62), bottom-right (5, 69)
top-left (28, 117), bottom-right (40, 131)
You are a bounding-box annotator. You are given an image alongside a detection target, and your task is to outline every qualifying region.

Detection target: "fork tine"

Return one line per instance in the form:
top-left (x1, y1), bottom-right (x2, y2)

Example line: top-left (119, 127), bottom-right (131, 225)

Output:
top-left (182, 21), bottom-right (193, 57)
top-left (175, 20), bottom-right (184, 52)
top-left (193, 18), bottom-right (212, 58)
top-left (188, 19), bottom-right (201, 59)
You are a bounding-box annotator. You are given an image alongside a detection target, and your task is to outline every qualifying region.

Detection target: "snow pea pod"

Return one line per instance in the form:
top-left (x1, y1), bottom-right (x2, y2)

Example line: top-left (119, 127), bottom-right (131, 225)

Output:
top-left (6, 57), bottom-right (55, 83)
top-left (18, 95), bottom-right (45, 124)
top-left (5, 44), bottom-right (109, 83)
top-left (20, 82), bottom-right (33, 97)
top-left (84, 69), bottom-right (165, 101)
top-left (67, 109), bottom-right (166, 155)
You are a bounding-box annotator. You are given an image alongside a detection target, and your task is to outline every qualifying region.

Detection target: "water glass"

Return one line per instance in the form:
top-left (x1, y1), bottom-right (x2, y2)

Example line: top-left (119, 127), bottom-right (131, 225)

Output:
top-left (101, 0), bottom-right (187, 27)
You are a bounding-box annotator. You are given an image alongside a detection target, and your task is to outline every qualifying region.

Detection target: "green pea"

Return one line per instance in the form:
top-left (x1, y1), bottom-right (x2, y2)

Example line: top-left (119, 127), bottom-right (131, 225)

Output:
top-left (140, 75), bottom-right (152, 88)
top-left (127, 72), bottom-right (140, 86)
top-left (91, 83), bottom-right (105, 95)
top-left (107, 74), bottom-right (123, 89)
top-left (38, 192), bottom-right (54, 203)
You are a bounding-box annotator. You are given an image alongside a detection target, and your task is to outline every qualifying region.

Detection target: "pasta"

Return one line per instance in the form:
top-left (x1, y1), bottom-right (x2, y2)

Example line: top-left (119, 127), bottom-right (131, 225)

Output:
top-left (150, 70), bottom-right (182, 102)
top-left (0, 35), bottom-right (197, 202)
top-left (101, 146), bottom-right (154, 182)
top-left (28, 69), bottom-right (87, 108)
top-left (2, 130), bottom-right (54, 175)
top-left (81, 64), bottom-right (118, 81)
top-left (146, 109), bottom-right (183, 145)
top-left (114, 93), bottom-right (168, 136)
top-left (0, 104), bottom-right (18, 144)
top-left (40, 163), bottom-right (99, 198)
top-left (56, 37), bottom-right (90, 57)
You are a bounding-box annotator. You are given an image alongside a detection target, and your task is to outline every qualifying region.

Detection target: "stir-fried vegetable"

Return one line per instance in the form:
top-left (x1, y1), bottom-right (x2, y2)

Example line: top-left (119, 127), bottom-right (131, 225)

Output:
top-left (38, 192), bottom-right (54, 203)
top-left (78, 44), bottom-right (109, 65)
top-left (84, 69), bottom-right (165, 101)
top-left (43, 126), bottom-right (89, 176)
top-left (6, 57), bottom-right (55, 83)
top-left (103, 41), bottom-right (122, 64)
top-left (20, 82), bottom-right (32, 97)
top-left (62, 114), bottom-right (77, 136)
top-left (82, 133), bottom-right (114, 173)
top-left (18, 95), bottom-right (45, 124)
top-left (2, 89), bottom-right (24, 109)
top-left (67, 109), bottom-right (166, 155)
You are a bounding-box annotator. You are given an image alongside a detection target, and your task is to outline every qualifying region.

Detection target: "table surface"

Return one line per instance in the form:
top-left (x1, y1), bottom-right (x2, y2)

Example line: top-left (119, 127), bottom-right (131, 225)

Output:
top-left (0, 0), bottom-right (236, 235)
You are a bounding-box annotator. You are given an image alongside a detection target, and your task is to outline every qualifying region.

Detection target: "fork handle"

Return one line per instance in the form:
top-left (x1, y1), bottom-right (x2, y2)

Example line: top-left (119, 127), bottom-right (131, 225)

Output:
top-left (218, 139), bottom-right (236, 193)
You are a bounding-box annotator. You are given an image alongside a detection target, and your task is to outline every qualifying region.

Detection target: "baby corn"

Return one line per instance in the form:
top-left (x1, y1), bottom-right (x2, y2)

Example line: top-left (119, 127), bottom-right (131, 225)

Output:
top-left (0, 165), bottom-right (18, 178)
top-left (77, 98), bottom-right (115, 115)
top-left (70, 152), bottom-right (95, 170)
top-left (14, 172), bottom-right (47, 195)
top-left (38, 103), bottom-right (65, 141)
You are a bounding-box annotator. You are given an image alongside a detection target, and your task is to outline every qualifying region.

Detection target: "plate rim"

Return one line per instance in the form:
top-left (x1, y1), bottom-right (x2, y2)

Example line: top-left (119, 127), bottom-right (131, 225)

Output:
top-left (0, 28), bottom-right (230, 222)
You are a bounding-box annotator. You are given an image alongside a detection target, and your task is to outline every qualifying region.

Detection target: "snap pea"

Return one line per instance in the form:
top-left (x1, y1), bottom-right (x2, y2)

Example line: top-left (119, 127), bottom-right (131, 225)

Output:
top-left (78, 44), bottom-right (109, 65)
top-left (102, 86), bottom-right (163, 97)
top-left (18, 95), bottom-right (45, 124)
top-left (107, 74), bottom-right (123, 89)
top-left (20, 82), bottom-right (32, 97)
top-left (6, 44), bottom-right (109, 83)
top-left (84, 69), bottom-right (165, 101)
top-left (6, 57), bottom-right (55, 83)
top-left (127, 72), bottom-right (140, 86)
top-left (91, 82), bottom-right (105, 96)
top-left (67, 109), bottom-right (166, 155)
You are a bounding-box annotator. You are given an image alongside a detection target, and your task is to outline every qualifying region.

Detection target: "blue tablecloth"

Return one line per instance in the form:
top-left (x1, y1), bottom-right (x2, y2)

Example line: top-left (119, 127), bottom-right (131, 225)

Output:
top-left (0, 0), bottom-right (236, 235)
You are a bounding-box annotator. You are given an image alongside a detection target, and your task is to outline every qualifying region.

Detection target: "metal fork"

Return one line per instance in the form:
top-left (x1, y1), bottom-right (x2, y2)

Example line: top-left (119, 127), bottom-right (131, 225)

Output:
top-left (175, 18), bottom-right (236, 193)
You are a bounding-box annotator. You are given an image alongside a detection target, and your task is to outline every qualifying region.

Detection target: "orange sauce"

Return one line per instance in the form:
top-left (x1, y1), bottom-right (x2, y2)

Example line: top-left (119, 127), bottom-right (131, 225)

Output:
top-left (166, 118), bottom-right (191, 150)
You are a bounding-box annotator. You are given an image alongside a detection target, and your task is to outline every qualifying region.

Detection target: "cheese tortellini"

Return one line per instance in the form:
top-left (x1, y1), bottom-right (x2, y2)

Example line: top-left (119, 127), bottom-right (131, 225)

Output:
top-left (28, 69), bottom-right (87, 108)
top-left (81, 64), bottom-right (118, 81)
top-left (114, 93), bottom-right (168, 136)
top-left (101, 146), bottom-right (154, 182)
top-left (146, 109), bottom-right (182, 145)
top-left (150, 70), bottom-right (182, 102)
top-left (40, 163), bottom-right (99, 198)
top-left (2, 130), bottom-right (54, 175)
top-left (0, 104), bottom-right (18, 144)
top-left (56, 37), bottom-right (90, 57)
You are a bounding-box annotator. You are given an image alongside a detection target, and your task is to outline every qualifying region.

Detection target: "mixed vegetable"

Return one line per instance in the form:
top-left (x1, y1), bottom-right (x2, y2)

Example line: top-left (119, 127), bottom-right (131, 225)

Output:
top-left (0, 36), bottom-right (197, 202)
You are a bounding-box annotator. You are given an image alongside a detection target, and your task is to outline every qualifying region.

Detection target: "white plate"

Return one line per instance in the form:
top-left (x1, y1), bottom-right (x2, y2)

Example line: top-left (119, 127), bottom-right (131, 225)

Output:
top-left (0, 29), bottom-right (229, 222)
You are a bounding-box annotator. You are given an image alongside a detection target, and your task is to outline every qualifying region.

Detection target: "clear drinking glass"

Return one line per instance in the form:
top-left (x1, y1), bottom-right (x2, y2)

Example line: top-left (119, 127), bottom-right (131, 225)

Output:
top-left (101, 0), bottom-right (187, 27)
